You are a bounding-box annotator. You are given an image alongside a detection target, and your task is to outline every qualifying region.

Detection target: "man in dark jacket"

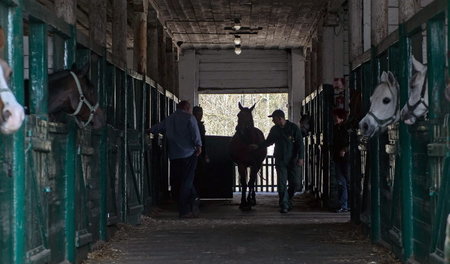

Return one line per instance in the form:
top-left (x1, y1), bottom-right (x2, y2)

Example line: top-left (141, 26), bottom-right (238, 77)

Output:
top-left (332, 108), bottom-right (350, 213)
top-left (150, 101), bottom-right (202, 218)
top-left (251, 109), bottom-right (304, 213)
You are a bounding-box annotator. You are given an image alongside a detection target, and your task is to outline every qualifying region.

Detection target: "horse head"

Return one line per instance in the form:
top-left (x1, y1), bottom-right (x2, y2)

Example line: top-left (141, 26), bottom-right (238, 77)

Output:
top-left (400, 56), bottom-right (428, 125)
top-left (48, 63), bottom-right (105, 129)
top-left (0, 28), bottom-right (25, 134)
top-left (300, 114), bottom-right (313, 136)
top-left (359, 71), bottom-right (399, 138)
top-left (236, 102), bottom-right (255, 131)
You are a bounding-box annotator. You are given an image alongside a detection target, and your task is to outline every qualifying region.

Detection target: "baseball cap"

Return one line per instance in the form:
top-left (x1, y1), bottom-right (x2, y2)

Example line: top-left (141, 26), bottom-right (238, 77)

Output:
top-left (268, 109), bottom-right (285, 118)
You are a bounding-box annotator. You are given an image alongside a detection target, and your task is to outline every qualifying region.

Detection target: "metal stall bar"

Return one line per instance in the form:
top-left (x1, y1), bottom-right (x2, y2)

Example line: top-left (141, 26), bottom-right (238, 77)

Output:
top-left (398, 24), bottom-right (413, 261)
top-left (64, 25), bottom-right (77, 264)
top-left (427, 13), bottom-right (447, 262)
top-left (98, 53), bottom-right (108, 241)
top-left (29, 21), bottom-right (48, 117)
top-left (369, 47), bottom-right (381, 243)
top-left (2, 0), bottom-right (26, 263)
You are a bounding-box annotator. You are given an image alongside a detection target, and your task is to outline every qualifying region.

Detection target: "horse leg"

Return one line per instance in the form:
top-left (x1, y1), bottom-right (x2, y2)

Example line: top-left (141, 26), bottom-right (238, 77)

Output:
top-left (247, 165), bottom-right (260, 206)
top-left (238, 165), bottom-right (250, 211)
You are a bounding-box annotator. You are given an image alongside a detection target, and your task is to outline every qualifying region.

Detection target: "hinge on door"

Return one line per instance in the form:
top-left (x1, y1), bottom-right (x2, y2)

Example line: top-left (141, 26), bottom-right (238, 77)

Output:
top-left (427, 143), bottom-right (446, 157)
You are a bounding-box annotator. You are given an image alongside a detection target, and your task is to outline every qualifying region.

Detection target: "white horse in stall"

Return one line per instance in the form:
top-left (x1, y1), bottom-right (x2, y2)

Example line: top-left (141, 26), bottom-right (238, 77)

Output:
top-left (359, 71), bottom-right (400, 137)
top-left (0, 28), bottom-right (25, 134)
top-left (400, 56), bottom-right (428, 125)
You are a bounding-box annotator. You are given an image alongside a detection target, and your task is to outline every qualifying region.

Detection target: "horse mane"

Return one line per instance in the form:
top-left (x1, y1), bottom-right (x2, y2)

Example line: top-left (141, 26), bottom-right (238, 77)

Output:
top-left (49, 70), bottom-right (71, 82)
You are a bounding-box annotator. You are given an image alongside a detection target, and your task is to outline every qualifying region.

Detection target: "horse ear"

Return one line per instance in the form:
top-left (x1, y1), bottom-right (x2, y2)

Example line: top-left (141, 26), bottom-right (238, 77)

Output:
top-left (249, 103), bottom-right (256, 111)
top-left (411, 55), bottom-right (426, 72)
top-left (238, 102), bottom-right (243, 110)
top-left (387, 71), bottom-right (397, 87)
top-left (78, 63), bottom-right (90, 77)
top-left (380, 71), bottom-right (389, 83)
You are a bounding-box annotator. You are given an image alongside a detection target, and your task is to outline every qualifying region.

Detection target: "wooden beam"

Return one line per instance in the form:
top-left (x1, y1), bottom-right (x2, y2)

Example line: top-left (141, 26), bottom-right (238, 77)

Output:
top-left (133, 0), bottom-right (148, 73)
top-left (147, 7), bottom-right (159, 82)
top-left (371, 0), bottom-right (388, 46)
top-left (89, 0), bottom-right (107, 48)
top-left (112, 0), bottom-right (127, 68)
top-left (349, 0), bottom-right (363, 61)
top-left (55, 0), bottom-right (77, 25)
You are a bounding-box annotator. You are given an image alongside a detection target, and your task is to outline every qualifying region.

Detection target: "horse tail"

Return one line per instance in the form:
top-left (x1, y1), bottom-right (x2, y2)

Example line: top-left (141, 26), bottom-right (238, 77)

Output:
top-left (258, 166), bottom-right (266, 181)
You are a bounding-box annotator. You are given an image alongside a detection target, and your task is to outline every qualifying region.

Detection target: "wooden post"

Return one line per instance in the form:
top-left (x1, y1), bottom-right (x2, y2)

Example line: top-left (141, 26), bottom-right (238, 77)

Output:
top-left (166, 38), bottom-right (173, 93)
top-left (371, 0), bottom-right (388, 46)
top-left (158, 23), bottom-right (167, 88)
top-left (173, 47), bottom-right (179, 97)
top-left (133, 0), bottom-right (148, 74)
top-left (89, 0), bottom-right (107, 47)
top-left (112, 0), bottom-right (127, 68)
top-left (349, 0), bottom-right (363, 61)
top-left (147, 7), bottom-right (159, 82)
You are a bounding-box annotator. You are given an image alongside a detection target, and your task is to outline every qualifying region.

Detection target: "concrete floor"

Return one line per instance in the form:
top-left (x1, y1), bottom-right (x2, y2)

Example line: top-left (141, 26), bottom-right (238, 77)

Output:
top-left (84, 193), bottom-right (400, 264)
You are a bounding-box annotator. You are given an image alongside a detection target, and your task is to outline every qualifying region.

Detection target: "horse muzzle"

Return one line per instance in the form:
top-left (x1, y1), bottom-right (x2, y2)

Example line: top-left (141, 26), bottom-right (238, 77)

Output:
top-left (0, 103), bottom-right (25, 134)
top-left (359, 116), bottom-right (378, 138)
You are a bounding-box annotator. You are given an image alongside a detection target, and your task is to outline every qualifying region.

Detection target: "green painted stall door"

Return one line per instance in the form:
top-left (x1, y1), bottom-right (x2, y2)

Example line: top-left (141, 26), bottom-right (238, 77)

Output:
top-left (126, 129), bottom-right (143, 225)
top-left (75, 129), bottom-right (94, 262)
top-left (107, 126), bottom-right (122, 226)
top-left (48, 121), bottom-right (68, 263)
top-left (0, 3), bottom-right (13, 263)
top-left (25, 116), bottom-right (51, 264)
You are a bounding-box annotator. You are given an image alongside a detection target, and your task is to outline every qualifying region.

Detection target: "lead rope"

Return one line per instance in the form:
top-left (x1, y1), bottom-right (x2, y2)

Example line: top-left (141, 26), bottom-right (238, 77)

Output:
top-left (69, 71), bottom-right (99, 128)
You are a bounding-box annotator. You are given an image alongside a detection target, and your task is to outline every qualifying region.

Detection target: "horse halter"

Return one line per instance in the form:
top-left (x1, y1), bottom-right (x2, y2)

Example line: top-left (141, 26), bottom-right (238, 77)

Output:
top-left (367, 81), bottom-right (399, 128)
top-left (405, 72), bottom-right (428, 119)
top-left (69, 71), bottom-right (98, 128)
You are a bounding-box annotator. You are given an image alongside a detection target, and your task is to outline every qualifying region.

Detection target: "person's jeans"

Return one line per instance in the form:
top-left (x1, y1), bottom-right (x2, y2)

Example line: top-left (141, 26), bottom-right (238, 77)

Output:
top-left (276, 161), bottom-right (301, 210)
top-left (170, 154), bottom-right (198, 216)
top-left (335, 160), bottom-right (350, 210)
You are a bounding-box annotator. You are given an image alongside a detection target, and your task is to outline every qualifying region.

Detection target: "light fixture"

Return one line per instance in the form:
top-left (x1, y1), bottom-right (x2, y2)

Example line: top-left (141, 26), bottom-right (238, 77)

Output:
top-left (234, 45), bottom-right (242, 55)
top-left (234, 35), bottom-right (241, 45)
top-left (232, 18), bottom-right (241, 31)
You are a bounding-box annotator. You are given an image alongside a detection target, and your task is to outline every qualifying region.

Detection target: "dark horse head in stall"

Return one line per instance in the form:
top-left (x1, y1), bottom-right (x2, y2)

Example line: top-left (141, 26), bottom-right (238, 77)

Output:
top-left (48, 64), bottom-right (105, 129)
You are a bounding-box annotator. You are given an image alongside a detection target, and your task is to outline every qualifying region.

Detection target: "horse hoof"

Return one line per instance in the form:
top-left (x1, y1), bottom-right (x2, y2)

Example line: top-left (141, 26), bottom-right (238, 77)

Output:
top-left (239, 204), bottom-right (252, 211)
top-left (247, 198), bottom-right (256, 206)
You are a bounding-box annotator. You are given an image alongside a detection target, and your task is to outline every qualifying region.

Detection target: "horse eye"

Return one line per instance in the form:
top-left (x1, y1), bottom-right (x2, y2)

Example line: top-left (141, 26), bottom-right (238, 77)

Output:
top-left (382, 97), bottom-right (391, 104)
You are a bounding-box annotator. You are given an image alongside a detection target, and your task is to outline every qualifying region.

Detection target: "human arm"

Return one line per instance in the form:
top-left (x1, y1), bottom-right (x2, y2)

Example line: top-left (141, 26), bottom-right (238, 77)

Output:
top-left (294, 125), bottom-right (304, 166)
top-left (149, 119), bottom-right (166, 134)
top-left (189, 116), bottom-right (202, 156)
top-left (249, 127), bottom-right (277, 150)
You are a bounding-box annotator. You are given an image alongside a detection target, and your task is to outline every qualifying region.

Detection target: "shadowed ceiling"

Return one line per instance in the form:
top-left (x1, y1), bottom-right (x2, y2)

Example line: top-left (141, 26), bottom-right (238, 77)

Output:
top-left (150, 0), bottom-right (329, 50)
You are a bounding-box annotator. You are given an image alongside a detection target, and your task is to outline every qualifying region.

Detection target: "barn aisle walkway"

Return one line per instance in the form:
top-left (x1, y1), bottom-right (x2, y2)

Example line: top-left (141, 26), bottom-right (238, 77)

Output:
top-left (84, 194), bottom-right (399, 264)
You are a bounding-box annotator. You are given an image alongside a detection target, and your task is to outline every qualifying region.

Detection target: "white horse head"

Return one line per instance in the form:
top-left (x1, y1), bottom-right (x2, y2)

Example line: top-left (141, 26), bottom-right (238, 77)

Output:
top-left (400, 56), bottom-right (428, 125)
top-left (0, 59), bottom-right (25, 134)
top-left (359, 71), bottom-right (400, 138)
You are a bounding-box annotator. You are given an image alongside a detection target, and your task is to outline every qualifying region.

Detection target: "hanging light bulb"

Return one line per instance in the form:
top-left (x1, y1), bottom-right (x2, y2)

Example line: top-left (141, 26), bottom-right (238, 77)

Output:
top-left (234, 35), bottom-right (241, 45)
top-left (234, 45), bottom-right (242, 55)
top-left (233, 18), bottom-right (241, 31)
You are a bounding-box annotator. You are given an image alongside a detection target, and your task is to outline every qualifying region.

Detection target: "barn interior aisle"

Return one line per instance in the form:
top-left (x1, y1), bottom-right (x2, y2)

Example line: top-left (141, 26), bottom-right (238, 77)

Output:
top-left (84, 194), bottom-right (399, 264)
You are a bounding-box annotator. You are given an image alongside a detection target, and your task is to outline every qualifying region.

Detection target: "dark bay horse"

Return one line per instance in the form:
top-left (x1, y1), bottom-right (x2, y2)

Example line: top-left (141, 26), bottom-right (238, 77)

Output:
top-left (0, 27), bottom-right (25, 134)
top-left (229, 102), bottom-right (267, 210)
top-left (48, 64), bottom-right (105, 129)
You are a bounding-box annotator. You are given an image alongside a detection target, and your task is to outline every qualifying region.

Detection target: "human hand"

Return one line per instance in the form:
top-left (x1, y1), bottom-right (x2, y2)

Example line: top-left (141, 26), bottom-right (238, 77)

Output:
top-left (205, 155), bottom-right (210, 163)
top-left (297, 159), bottom-right (304, 166)
top-left (249, 144), bottom-right (258, 150)
top-left (195, 146), bottom-right (202, 157)
top-left (339, 150), bottom-right (346, 157)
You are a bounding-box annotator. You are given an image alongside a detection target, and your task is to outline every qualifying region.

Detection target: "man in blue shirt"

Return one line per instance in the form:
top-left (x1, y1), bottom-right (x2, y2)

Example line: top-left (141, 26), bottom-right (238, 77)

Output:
top-left (150, 100), bottom-right (202, 218)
